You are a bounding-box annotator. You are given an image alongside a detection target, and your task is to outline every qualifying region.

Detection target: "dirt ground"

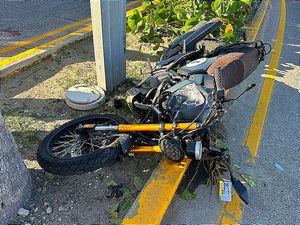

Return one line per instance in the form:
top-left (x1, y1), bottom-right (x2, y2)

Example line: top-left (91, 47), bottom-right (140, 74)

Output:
top-left (0, 34), bottom-right (162, 225)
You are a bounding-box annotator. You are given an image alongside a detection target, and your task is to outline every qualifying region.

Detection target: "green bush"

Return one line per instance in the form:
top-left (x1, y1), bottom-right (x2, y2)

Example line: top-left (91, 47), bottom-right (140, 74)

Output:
top-left (127, 0), bottom-right (253, 50)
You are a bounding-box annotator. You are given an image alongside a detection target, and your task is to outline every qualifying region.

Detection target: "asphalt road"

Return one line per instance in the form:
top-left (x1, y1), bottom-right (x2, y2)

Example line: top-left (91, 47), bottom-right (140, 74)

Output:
top-left (0, 0), bottom-right (139, 57)
top-left (163, 0), bottom-right (300, 224)
top-left (0, 0), bottom-right (91, 48)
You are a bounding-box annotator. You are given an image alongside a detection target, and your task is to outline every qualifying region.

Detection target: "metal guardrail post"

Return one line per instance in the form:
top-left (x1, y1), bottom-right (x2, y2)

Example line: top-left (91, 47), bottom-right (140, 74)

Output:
top-left (90, 0), bottom-right (126, 92)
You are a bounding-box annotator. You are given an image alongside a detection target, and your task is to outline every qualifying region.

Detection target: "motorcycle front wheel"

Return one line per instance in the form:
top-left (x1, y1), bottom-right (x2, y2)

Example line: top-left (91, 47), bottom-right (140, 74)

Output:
top-left (37, 114), bottom-right (127, 175)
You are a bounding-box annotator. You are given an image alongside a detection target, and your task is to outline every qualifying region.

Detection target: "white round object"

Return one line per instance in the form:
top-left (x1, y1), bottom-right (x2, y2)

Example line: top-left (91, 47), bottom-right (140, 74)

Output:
top-left (195, 141), bottom-right (203, 160)
top-left (65, 84), bottom-right (105, 110)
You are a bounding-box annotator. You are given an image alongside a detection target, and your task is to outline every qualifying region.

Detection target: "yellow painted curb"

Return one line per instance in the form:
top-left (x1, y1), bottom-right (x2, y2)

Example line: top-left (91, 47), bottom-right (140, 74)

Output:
top-left (246, 0), bottom-right (270, 42)
top-left (123, 158), bottom-right (191, 225)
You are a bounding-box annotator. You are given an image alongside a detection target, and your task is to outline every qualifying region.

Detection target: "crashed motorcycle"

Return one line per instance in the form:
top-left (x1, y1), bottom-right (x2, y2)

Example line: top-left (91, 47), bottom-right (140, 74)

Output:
top-left (37, 20), bottom-right (270, 203)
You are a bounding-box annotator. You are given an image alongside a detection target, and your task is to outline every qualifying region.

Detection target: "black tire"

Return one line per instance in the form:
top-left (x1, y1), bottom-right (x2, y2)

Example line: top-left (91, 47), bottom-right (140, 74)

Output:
top-left (37, 114), bottom-right (127, 175)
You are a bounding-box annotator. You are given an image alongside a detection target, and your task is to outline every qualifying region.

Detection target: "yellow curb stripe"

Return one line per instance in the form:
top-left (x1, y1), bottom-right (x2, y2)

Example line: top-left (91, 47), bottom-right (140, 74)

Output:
top-left (244, 0), bottom-right (286, 161)
top-left (126, 0), bottom-right (141, 8)
top-left (0, 26), bottom-right (92, 71)
top-left (218, 192), bottom-right (242, 225)
top-left (221, 216), bottom-right (238, 225)
top-left (127, 0), bottom-right (159, 16)
top-left (0, 18), bottom-right (91, 55)
top-left (122, 158), bottom-right (191, 225)
top-left (223, 192), bottom-right (243, 221)
top-left (246, 0), bottom-right (270, 42)
top-left (218, 0), bottom-right (272, 224)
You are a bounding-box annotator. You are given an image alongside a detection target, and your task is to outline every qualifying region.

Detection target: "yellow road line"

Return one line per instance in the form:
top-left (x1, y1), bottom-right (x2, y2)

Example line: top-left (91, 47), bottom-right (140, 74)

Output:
top-left (0, 18), bottom-right (91, 55)
top-left (122, 158), bottom-right (191, 225)
top-left (126, 0), bottom-right (141, 8)
top-left (0, 26), bottom-right (92, 71)
top-left (244, 0), bottom-right (286, 162)
top-left (218, 0), bottom-right (276, 224)
top-left (0, 0), bottom-right (141, 56)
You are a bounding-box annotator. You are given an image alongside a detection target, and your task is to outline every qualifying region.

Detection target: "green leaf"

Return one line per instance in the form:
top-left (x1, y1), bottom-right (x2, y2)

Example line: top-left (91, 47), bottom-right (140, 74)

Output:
top-left (136, 19), bottom-right (145, 32)
top-left (123, 189), bottom-right (131, 198)
top-left (228, 1), bottom-right (238, 13)
top-left (111, 202), bottom-right (120, 213)
top-left (111, 211), bottom-right (119, 219)
top-left (179, 190), bottom-right (197, 200)
top-left (133, 176), bottom-right (144, 190)
top-left (215, 7), bottom-right (222, 17)
top-left (240, 0), bottom-right (252, 5)
top-left (156, 17), bottom-right (166, 26)
top-left (158, 8), bottom-right (169, 19)
top-left (242, 175), bottom-right (257, 188)
top-left (142, 1), bottom-right (150, 10)
top-left (114, 219), bottom-right (122, 225)
top-left (181, 17), bottom-right (199, 32)
top-left (153, 43), bottom-right (160, 51)
top-left (185, 17), bottom-right (199, 27)
top-left (212, 0), bottom-right (222, 12)
top-left (122, 199), bottom-right (133, 212)
top-left (106, 180), bottom-right (117, 187)
top-left (215, 139), bottom-right (228, 149)
top-left (127, 10), bottom-right (143, 31)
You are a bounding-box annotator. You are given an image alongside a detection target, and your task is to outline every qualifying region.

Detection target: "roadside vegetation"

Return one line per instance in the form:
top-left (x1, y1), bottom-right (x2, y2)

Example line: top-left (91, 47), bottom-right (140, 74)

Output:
top-left (127, 0), bottom-right (257, 49)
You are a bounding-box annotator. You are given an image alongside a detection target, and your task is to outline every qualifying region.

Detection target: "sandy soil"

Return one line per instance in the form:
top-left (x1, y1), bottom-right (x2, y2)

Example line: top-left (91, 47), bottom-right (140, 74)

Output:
top-left (0, 34), bottom-right (161, 225)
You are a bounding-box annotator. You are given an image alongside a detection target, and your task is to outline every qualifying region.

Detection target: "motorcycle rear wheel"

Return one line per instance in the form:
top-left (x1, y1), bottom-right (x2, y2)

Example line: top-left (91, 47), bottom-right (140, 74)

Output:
top-left (37, 114), bottom-right (127, 175)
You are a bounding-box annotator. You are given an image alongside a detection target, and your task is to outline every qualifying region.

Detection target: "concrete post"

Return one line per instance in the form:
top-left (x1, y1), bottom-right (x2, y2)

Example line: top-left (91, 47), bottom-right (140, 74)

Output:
top-left (90, 0), bottom-right (126, 92)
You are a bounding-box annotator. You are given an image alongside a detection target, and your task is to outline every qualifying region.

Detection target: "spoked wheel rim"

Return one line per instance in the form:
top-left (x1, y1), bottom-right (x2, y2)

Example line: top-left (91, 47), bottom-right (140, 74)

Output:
top-left (48, 117), bottom-right (123, 159)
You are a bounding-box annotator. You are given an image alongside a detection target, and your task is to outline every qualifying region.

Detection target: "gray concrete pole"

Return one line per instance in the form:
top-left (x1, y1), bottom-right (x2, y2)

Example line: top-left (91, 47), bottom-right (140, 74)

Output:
top-left (90, 0), bottom-right (126, 92)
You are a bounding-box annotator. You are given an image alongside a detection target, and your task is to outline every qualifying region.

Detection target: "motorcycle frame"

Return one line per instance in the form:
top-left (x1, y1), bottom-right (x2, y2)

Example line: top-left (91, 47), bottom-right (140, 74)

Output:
top-left (83, 122), bottom-right (200, 154)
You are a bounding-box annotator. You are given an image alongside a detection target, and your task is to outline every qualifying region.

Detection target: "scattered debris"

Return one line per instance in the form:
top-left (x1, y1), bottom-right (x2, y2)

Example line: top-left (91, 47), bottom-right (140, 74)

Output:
top-left (275, 163), bottom-right (284, 172)
top-left (1, 27), bottom-right (22, 36)
top-left (233, 164), bottom-right (242, 170)
top-left (58, 206), bottom-right (65, 212)
top-left (46, 206), bottom-right (52, 214)
top-left (218, 179), bottom-right (232, 202)
top-left (18, 208), bottom-right (30, 217)
top-left (215, 139), bottom-right (229, 149)
top-left (44, 172), bottom-right (54, 179)
top-left (179, 190), bottom-right (197, 200)
top-left (241, 175), bottom-right (257, 188)
top-left (133, 176), bottom-right (144, 190)
top-left (106, 180), bottom-right (118, 188)
top-left (107, 184), bottom-right (124, 199)
top-left (43, 202), bottom-right (49, 207)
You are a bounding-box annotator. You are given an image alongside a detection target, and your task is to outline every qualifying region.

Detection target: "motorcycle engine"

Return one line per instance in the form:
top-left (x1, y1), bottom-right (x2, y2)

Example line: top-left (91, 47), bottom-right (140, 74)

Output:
top-left (161, 78), bottom-right (212, 123)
